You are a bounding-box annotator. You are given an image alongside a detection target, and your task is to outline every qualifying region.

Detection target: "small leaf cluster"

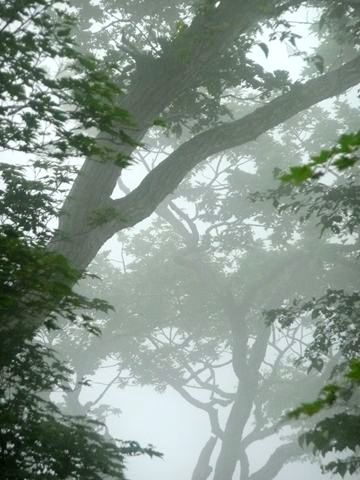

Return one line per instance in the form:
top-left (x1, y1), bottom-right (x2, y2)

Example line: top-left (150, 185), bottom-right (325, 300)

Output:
top-left (287, 360), bottom-right (360, 477)
top-left (255, 164), bottom-right (360, 239)
top-left (281, 131), bottom-right (360, 184)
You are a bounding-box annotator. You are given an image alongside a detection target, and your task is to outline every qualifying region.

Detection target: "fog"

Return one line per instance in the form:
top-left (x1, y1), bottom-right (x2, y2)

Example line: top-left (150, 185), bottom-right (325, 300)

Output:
top-left (56, 107), bottom-right (358, 477)
top-left (8, 1), bottom-right (359, 479)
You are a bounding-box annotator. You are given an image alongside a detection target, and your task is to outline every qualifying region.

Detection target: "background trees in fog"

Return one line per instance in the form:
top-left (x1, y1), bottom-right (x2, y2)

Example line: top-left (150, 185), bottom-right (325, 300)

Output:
top-left (54, 96), bottom-right (359, 479)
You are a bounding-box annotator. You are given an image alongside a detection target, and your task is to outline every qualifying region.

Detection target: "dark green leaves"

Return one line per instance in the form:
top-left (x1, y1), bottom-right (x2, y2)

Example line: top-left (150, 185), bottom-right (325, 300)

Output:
top-left (0, 3), bottom-right (154, 477)
top-left (0, 0), bottom-right (135, 167)
top-left (280, 165), bottom-right (314, 184)
top-left (281, 131), bottom-right (360, 184)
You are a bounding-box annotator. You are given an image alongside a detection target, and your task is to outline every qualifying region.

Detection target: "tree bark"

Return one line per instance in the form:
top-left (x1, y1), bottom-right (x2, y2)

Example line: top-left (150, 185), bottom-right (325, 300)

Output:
top-left (212, 385), bottom-right (254, 480)
top-left (50, 0), bottom-right (277, 269)
top-left (50, 55), bottom-right (360, 273)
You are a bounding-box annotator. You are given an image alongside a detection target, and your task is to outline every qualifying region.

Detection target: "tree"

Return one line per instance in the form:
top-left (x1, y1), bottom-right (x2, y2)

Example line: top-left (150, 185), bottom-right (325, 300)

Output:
top-left (2, 0), bottom-right (358, 360)
top-left (0, 1), bottom-right (159, 477)
top-left (0, 0), bottom-right (138, 366)
top-left (28, 2), bottom-right (358, 478)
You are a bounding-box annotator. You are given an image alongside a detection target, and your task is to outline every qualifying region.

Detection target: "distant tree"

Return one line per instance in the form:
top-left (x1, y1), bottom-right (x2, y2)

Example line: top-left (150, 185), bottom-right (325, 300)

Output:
top-left (51, 98), bottom-right (359, 480)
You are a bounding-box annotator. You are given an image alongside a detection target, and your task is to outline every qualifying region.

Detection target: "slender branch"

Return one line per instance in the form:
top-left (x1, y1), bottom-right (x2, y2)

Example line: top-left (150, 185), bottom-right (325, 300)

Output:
top-left (242, 425), bottom-right (277, 449)
top-left (191, 436), bottom-right (217, 480)
top-left (239, 447), bottom-right (250, 480)
top-left (248, 442), bottom-right (304, 480)
top-left (88, 371), bottom-right (122, 410)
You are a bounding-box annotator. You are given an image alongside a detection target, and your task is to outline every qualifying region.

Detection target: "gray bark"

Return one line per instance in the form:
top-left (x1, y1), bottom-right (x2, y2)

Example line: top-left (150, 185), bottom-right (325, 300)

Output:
top-left (191, 436), bottom-right (217, 480)
top-left (50, 0), bottom-right (276, 269)
top-left (249, 442), bottom-right (303, 480)
top-left (51, 55), bottom-right (360, 274)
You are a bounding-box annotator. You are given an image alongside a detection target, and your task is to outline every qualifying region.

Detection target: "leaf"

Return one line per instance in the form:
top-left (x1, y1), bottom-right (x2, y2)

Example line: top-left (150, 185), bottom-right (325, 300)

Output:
top-left (312, 149), bottom-right (332, 165)
top-left (175, 20), bottom-right (187, 35)
top-left (333, 157), bottom-right (357, 170)
top-left (153, 118), bottom-right (167, 128)
top-left (338, 462), bottom-right (348, 478)
top-left (281, 165), bottom-right (313, 184)
top-left (88, 207), bottom-right (119, 227)
top-left (258, 42), bottom-right (269, 58)
top-left (346, 359), bottom-right (360, 383)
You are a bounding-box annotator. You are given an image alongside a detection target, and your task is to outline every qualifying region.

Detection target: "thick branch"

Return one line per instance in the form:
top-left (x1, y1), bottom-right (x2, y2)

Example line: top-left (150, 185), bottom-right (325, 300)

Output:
top-left (107, 55), bottom-right (360, 239)
top-left (52, 0), bottom-right (277, 269)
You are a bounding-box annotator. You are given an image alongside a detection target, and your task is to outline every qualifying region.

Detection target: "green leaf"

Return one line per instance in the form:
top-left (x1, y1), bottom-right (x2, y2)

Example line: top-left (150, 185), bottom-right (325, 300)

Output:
top-left (333, 157), bottom-right (357, 170)
top-left (88, 207), bottom-right (120, 227)
top-left (281, 165), bottom-right (313, 184)
top-left (346, 359), bottom-right (360, 383)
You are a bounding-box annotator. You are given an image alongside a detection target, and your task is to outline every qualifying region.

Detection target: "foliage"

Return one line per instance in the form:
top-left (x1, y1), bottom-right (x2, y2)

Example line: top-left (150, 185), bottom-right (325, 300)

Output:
top-left (264, 134), bottom-right (360, 477)
top-left (1, 1), bottom-right (358, 479)
top-left (287, 360), bottom-right (360, 478)
top-left (0, 1), bottom-right (159, 478)
top-left (0, 168), bottom-right (160, 478)
top-left (0, 153), bottom-right (113, 366)
top-left (0, 165), bottom-right (161, 477)
top-left (0, 0), bottom-right (135, 167)
top-left (0, 342), bottom-right (149, 480)
top-left (281, 131), bottom-right (360, 184)
top-left (0, 335), bottom-right (162, 479)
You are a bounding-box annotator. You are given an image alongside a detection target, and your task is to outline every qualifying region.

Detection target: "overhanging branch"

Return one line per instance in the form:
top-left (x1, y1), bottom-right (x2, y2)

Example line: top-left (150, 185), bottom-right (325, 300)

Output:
top-left (106, 55), bottom-right (360, 236)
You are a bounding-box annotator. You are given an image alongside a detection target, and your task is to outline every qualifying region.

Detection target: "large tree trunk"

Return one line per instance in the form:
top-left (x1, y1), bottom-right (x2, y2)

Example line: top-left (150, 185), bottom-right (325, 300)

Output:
top-left (212, 388), bottom-right (253, 480)
top-left (51, 0), bottom-right (275, 270)
top-left (50, 54), bottom-right (360, 273)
